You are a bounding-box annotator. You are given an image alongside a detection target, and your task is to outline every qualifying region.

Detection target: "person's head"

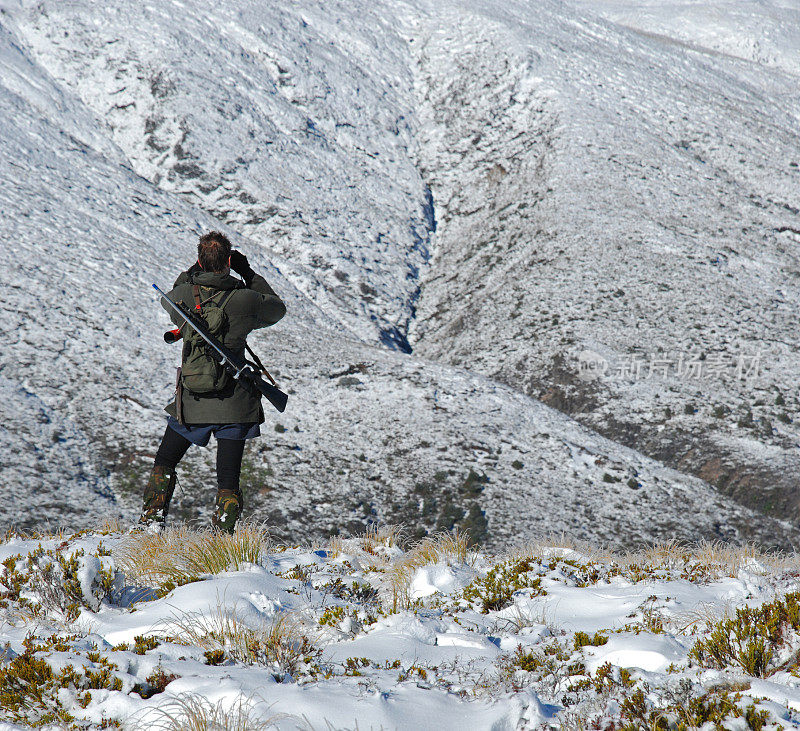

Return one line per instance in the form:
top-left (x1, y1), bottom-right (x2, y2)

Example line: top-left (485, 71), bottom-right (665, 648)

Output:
top-left (197, 231), bottom-right (232, 273)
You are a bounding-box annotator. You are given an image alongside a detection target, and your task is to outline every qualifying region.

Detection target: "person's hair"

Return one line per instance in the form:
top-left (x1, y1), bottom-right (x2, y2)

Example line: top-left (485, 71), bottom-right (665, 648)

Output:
top-left (197, 231), bottom-right (232, 273)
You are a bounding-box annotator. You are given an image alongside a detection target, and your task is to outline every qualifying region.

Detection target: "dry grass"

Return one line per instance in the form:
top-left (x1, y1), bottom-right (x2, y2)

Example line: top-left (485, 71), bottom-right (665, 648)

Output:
top-left (359, 523), bottom-right (405, 555)
top-left (162, 604), bottom-right (320, 674)
top-left (114, 522), bottom-right (270, 588)
top-left (385, 529), bottom-right (474, 611)
top-left (326, 534), bottom-right (345, 560)
top-left (672, 599), bottom-right (739, 635)
top-left (99, 516), bottom-right (126, 534)
top-left (131, 693), bottom-right (285, 731)
top-left (620, 539), bottom-right (781, 581)
top-left (507, 536), bottom-right (798, 584)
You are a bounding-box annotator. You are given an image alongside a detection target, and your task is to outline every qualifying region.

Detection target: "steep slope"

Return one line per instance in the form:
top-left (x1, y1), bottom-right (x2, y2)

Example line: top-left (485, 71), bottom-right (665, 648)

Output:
top-left (1, 0), bottom-right (798, 549)
top-left (403, 0), bottom-right (800, 522)
top-left (9, 0), bottom-right (432, 351)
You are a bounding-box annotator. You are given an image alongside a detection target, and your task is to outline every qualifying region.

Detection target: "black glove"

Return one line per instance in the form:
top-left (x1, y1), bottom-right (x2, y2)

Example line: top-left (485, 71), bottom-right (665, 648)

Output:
top-left (229, 250), bottom-right (255, 285)
top-left (186, 261), bottom-right (203, 280)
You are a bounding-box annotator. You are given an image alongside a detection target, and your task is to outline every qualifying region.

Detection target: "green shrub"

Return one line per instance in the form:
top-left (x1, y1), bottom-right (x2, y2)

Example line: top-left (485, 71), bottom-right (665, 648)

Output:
top-left (573, 631), bottom-right (609, 650)
top-left (133, 635), bottom-right (160, 655)
top-left (619, 687), bottom-right (771, 731)
top-left (462, 558), bottom-right (546, 612)
top-left (0, 637), bottom-right (123, 728)
top-left (689, 592), bottom-right (800, 677)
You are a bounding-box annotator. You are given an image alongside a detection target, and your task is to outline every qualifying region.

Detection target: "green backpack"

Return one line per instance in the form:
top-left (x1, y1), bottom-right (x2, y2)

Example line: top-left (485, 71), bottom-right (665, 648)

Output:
top-left (180, 284), bottom-right (237, 395)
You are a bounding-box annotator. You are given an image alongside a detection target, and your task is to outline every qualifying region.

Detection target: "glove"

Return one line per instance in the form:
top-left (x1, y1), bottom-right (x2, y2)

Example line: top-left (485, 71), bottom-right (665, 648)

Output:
top-left (187, 261), bottom-right (203, 276)
top-left (229, 250), bottom-right (255, 285)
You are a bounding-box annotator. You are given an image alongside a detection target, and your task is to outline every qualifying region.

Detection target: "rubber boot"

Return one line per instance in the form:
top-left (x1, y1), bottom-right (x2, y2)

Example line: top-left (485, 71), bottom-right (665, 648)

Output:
top-left (138, 465), bottom-right (177, 531)
top-left (213, 489), bottom-right (242, 534)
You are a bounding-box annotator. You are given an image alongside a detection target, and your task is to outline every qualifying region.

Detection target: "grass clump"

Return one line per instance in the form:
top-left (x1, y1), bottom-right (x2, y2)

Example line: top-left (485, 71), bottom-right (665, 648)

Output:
top-left (164, 607), bottom-right (321, 678)
top-left (114, 523), bottom-right (270, 593)
top-left (135, 693), bottom-right (284, 731)
top-left (360, 524), bottom-right (404, 555)
top-left (689, 592), bottom-right (800, 677)
top-left (463, 557), bottom-right (546, 613)
top-left (386, 529), bottom-right (474, 611)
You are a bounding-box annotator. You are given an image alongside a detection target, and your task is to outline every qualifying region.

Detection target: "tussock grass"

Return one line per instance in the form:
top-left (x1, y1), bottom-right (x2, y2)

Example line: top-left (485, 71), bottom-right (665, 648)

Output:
top-left (386, 529), bottom-right (474, 611)
top-left (132, 694), bottom-right (284, 731)
top-left (359, 523), bottom-right (405, 555)
top-left (509, 535), bottom-right (613, 564)
top-left (114, 522), bottom-right (270, 590)
top-left (163, 604), bottom-right (320, 675)
top-left (326, 534), bottom-right (345, 559)
top-left (505, 537), bottom-right (797, 585)
top-left (99, 517), bottom-right (126, 534)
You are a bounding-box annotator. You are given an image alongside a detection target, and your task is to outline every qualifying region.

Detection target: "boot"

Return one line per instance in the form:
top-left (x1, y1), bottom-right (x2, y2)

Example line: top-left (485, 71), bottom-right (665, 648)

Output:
top-left (213, 489), bottom-right (242, 534)
top-left (139, 465), bottom-right (177, 530)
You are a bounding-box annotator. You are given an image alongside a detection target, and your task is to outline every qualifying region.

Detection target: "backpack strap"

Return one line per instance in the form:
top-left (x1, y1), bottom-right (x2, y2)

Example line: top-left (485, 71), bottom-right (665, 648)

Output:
top-left (193, 285), bottom-right (237, 313)
top-left (218, 288), bottom-right (237, 310)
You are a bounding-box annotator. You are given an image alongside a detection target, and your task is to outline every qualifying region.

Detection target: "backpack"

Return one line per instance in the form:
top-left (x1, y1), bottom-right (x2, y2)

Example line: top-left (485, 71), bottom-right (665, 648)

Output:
top-left (180, 284), bottom-right (237, 396)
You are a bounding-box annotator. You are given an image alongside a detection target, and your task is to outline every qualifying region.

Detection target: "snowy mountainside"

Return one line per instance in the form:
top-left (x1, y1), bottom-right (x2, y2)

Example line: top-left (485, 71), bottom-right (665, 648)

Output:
top-left (12, 0), bottom-right (800, 527)
top-left (574, 0), bottom-right (800, 76)
top-left (0, 0), bottom-right (798, 548)
top-left (404, 0), bottom-right (800, 521)
top-left (9, 0), bottom-right (432, 351)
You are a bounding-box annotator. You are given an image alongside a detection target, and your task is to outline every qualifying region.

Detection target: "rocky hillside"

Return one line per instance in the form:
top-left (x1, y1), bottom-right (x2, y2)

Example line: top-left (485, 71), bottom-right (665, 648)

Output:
top-left (1, 0), bottom-right (798, 548)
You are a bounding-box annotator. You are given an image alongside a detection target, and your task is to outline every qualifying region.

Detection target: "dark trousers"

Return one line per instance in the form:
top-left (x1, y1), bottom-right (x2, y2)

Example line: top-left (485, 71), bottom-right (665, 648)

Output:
top-left (154, 425), bottom-right (245, 493)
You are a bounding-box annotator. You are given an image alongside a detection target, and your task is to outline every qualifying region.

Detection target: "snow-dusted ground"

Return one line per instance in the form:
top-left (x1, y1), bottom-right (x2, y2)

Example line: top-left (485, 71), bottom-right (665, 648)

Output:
top-left (404, 0), bottom-right (800, 518)
top-left (2, 528), bottom-right (800, 729)
top-left (1, 0), bottom-right (799, 549)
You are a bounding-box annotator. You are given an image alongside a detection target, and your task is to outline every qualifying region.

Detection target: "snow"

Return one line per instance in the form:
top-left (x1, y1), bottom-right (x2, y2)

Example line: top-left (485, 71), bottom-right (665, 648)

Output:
top-left (3, 530), bottom-right (800, 728)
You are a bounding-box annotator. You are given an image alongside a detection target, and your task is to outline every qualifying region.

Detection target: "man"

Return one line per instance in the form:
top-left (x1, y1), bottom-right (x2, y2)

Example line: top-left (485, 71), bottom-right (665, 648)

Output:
top-left (139, 231), bottom-right (286, 533)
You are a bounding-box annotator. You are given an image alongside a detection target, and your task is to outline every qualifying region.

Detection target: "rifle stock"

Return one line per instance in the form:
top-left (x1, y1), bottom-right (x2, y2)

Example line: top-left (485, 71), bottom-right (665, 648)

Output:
top-left (252, 374), bottom-right (289, 413)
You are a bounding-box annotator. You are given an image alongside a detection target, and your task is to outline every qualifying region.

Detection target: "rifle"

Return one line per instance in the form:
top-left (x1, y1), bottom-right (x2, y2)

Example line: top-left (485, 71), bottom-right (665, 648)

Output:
top-left (153, 283), bottom-right (288, 413)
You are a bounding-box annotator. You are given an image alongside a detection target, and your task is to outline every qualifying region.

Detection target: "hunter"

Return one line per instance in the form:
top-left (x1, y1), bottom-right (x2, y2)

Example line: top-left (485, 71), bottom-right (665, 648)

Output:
top-left (139, 231), bottom-right (286, 533)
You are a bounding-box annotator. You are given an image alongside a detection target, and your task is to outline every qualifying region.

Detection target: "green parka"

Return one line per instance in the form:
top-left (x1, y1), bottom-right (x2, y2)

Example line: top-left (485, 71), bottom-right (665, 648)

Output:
top-left (162, 269), bottom-right (286, 424)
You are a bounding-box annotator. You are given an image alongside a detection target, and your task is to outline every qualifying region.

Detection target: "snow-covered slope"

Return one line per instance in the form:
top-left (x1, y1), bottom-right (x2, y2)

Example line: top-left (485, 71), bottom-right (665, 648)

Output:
top-left (575, 0), bottom-right (800, 76)
top-left (1, 0), bottom-right (798, 548)
top-left (404, 0), bottom-right (800, 520)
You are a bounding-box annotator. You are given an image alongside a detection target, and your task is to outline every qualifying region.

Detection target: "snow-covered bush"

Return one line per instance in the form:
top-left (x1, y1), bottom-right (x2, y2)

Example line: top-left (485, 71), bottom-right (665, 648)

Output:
top-left (0, 544), bottom-right (115, 622)
top-left (0, 635), bottom-right (123, 729)
top-left (164, 607), bottom-right (321, 678)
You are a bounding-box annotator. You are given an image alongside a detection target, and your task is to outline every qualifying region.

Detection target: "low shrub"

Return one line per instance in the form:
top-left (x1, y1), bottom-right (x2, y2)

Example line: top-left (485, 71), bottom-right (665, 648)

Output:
top-left (689, 592), bottom-right (800, 677)
top-left (0, 636), bottom-right (123, 728)
top-left (463, 558), bottom-right (546, 612)
top-left (0, 545), bottom-right (115, 622)
top-left (573, 631), bottom-right (609, 650)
